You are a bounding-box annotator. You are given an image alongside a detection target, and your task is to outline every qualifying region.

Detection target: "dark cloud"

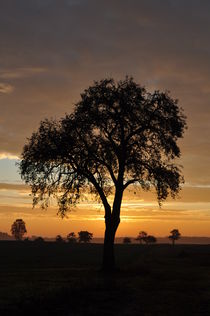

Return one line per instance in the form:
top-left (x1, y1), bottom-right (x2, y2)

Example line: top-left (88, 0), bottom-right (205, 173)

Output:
top-left (0, 0), bottom-right (209, 186)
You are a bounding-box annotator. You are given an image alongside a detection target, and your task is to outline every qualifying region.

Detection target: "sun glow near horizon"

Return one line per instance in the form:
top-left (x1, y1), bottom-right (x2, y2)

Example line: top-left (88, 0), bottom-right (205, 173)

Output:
top-left (0, 159), bottom-right (210, 238)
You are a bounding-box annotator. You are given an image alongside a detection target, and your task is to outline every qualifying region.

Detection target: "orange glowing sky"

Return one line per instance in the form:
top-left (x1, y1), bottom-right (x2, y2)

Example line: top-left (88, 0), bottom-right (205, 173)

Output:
top-left (0, 1), bottom-right (210, 238)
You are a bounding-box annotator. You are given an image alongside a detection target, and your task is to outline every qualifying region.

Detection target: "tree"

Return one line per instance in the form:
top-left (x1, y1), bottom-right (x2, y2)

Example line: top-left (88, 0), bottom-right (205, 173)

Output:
top-left (144, 235), bottom-right (157, 244)
top-left (19, 77), bottom-right (186, 271)
top-left (34, 236), bottom-right (45, 243)
top-left (169, 229), bottom-right (181, 245)
top-left (78, 231), bottom-right (93, 243)
top-left (55, 235), bottom-right (64, 243)
top-left (11, 219), bottom-right (27, 240)
top-left (67, 232), bottom-right (77, 243)
top-left (123, 237), bottom-right (131, 244)
top-left (136, 231), bottom-right (148, 244)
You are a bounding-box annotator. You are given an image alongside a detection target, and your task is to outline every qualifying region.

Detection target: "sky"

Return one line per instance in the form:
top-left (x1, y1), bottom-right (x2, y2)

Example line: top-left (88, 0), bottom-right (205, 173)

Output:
top-left (0, 0), bottom-right (210, 238)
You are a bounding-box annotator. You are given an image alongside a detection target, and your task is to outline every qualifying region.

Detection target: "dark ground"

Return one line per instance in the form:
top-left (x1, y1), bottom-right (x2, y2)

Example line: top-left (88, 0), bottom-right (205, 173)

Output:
top-left (0, 241), bottom-right (210, 315)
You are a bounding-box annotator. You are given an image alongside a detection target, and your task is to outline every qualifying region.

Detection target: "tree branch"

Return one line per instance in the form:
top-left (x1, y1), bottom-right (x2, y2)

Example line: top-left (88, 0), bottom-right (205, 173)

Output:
top-left (72, 158), bottom-right (112, 218)
top-left (123, 178), bottom-right (139, 190)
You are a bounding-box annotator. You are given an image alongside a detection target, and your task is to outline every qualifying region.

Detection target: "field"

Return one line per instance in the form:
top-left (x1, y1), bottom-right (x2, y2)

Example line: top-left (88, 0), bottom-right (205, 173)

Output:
top-left (0, 241), bottom-right (210, 315)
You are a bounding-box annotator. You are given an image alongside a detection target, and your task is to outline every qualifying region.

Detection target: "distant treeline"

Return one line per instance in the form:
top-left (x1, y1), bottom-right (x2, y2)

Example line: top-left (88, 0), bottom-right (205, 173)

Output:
top-left (0, 232), bottom-right (14, 240)
top-left (1, 233), bottom-right (210, 244)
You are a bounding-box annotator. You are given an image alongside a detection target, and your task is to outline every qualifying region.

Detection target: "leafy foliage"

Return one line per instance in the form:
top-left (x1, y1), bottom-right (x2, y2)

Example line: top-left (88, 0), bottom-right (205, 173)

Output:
top-left (19, 77), bottom-right (186, 217)
top-left (67, 232), bottom-right (77, 243)
top-left (11, 219), bottom-right (27, 240)
top-left (144, 235), bottom-right (157, 244)
top-left (78, 231), bottom-right (93, 243)
top-left (169, 229), bottom-right (181, 245)
top-left (19, 77), bottom-right (186, 270)
top-left (136, 231), bottom-right (148, 244)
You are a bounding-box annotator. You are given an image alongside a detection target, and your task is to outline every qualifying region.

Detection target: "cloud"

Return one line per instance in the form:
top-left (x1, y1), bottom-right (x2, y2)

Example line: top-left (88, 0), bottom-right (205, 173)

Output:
top-left (0, 0), bottom-right (209, 193)
top-left (0, 153), bottom-right (19, 160)
top-left (0, 67), bottom-right (47, 80)
top-left (0, 83), bottom-right (14, 94)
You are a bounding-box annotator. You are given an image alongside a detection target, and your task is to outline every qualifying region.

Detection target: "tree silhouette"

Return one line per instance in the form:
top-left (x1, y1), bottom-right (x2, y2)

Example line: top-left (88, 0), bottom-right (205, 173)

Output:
top-left (123, 237), bottom-right (131, 244)
top-left (78, 231), bottom-right (93, 243)
top-left (11, 219), bottom-right (27, 240)
top-left (19, 77), bottom-right (186, 271)
top-left (67, 232), bottom-right (77, 243)
top-left (136, 231), bottom-right (148, 244)
top-left (34, 236), bottom-right (45, 243)
top-left (144, 235), bottom-right (157, 244)
top-left (55, 235), bottom-right (64, 243)
top-left (169, 229), bottom-right (181, 245)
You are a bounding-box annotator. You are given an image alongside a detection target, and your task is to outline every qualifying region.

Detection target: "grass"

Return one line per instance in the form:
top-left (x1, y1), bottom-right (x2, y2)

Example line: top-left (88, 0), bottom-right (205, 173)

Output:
top-left (0, 241), bottom-right (210, 315)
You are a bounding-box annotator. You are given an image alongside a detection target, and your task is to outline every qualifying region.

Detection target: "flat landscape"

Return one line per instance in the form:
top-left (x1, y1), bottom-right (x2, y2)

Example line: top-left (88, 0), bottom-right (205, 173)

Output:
top-left (0, 242), bottom-right (210, 315)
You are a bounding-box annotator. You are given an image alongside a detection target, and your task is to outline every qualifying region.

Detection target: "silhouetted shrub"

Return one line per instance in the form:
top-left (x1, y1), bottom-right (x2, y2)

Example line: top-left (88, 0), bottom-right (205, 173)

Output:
top-left (123, 237), bottom-right (131, 244)
top-left (67, 232), bottom-right (77, 243)
top-left (136, 231), bottom-right (148, 244)
top-left (55, 235), bottom-right (65, 243)
top-left (78, 231), bottom-right (93, 243)
top-left (144, 235), bottom-right (157, 244)
top-left (34, 236), bottom-right (45, 243)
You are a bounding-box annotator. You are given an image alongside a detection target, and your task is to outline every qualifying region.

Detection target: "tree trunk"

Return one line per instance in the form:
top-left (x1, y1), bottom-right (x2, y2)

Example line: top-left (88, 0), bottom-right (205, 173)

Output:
top-left (102, 185), bottom-right (123, 272)
top-left (102, 216), bottom-right (120, 272)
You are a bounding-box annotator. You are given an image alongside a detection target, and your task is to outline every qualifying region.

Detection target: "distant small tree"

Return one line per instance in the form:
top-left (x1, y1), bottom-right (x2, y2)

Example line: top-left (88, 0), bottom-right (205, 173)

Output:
top-left (11, 219), bottom-right (27, 240)
top-left (169, 229), bottom-right (181, 245)
top-left (78, 231), bottom-right (93, 243)
top-left (67, 232), bottom-right (77, 243)
top-left (136, 231), bottom-right (148, 244)
top-left (55, 235), bottom-right (64, 243)
top-left (144, 235), bottom-right (157, 244)
top-left (34, 236), bottom-right (45, 243)
top-left (123, 237), bottom-right (131, 244)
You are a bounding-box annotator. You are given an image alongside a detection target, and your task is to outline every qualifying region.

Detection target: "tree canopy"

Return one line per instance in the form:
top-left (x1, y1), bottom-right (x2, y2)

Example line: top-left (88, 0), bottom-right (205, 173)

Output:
top-left (11, 219), bottom-right (27, 240)
top-left (136, 231), bottom-right (148, 244)
top-left (67, 232), bottom-right (77, 243)
top-left (55, 235), bottom-right (64, 243)
top-left (19, 77), bottom-right (186, 270)
top-left (169, 229), bottom-right (181, 245)
top-left (78, 231), bottom-right (93, 243)
top-left (144, 235), bottom-right (157, 244)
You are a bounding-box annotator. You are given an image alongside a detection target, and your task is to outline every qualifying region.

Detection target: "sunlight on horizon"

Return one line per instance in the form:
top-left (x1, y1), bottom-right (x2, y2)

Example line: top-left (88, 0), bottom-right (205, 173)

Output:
top-left (0, 147), bottom-right (210, 238)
